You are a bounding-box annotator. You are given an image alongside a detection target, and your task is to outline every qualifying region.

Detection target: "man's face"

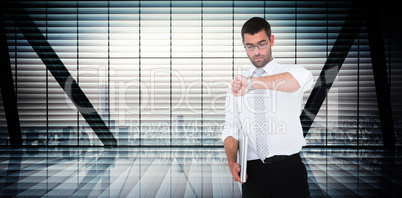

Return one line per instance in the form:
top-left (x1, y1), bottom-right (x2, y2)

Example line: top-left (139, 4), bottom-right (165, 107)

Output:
top-left (243, 29), bottom-right (274, 68)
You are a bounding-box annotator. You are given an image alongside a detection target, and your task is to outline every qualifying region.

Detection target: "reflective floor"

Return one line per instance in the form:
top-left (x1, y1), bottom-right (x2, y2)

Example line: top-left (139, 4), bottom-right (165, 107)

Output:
top-left (0, 147), bottom-right (401, 197)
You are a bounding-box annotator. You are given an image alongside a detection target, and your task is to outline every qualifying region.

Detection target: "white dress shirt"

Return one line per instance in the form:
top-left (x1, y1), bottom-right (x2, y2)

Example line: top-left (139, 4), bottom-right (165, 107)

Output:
top-left (222, 59), bottom-right (314, 161)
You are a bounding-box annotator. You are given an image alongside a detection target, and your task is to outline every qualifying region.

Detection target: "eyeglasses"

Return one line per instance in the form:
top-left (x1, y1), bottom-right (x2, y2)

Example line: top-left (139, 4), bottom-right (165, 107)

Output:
top-left (244, 41), bottom-right (268, 51)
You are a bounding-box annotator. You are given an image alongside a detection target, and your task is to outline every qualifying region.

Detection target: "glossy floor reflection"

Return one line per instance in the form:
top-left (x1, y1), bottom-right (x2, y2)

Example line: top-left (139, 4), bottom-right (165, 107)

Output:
top-left (0, 147), bottom-right (401, 197)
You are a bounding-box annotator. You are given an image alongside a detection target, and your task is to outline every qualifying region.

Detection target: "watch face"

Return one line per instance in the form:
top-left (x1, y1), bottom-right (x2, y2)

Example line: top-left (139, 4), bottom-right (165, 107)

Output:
top-left (247, 76), bottom-right (253, 90)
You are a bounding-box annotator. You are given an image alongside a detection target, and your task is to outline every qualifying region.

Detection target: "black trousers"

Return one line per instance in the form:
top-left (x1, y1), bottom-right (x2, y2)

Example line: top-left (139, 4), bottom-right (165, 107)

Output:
top-left (242, 153), bottom-right (310, 198)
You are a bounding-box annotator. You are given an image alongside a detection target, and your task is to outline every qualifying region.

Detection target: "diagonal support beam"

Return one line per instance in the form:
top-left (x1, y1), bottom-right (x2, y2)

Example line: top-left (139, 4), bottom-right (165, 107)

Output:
top-left (0, 8), bottom-right (22, 147)
top-left (4, 3), bottom-right (117, 147)
top-left (300, 2), bottom-right (395, 148)
top-left (300, 2), bottom-right (364, 136)
top-left (366, 5), bottom-right (395, 148)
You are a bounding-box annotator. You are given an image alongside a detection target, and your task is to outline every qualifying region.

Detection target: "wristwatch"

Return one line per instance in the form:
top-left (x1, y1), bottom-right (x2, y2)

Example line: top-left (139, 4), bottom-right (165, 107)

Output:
top-left (247, 76), bottom-right (253, 91)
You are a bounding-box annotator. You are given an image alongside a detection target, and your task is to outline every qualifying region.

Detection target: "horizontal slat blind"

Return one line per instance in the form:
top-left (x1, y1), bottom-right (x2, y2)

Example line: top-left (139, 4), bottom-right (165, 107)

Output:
top-left (0, 1), bottom-right (400, 147)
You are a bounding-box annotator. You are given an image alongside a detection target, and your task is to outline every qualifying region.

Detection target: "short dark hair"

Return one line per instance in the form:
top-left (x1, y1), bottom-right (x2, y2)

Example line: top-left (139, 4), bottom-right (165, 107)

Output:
top-left (241, 17), bottom-right (271, 41)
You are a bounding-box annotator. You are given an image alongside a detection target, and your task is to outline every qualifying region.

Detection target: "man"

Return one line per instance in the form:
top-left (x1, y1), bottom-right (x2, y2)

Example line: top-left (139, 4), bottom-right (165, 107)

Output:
top-left (222, 17), bottom-right (313, 197)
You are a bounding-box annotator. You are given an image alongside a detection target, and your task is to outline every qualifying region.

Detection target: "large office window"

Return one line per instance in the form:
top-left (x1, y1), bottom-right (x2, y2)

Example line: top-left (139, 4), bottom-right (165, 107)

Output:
top-left (0, 1), bottom-right (400, 146)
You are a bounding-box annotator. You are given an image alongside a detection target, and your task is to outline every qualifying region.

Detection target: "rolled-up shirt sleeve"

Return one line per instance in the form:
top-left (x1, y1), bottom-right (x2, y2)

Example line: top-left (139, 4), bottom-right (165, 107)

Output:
top-left (287, 65), bottom-right (314, 93)
top-left (221, 89), bottom-right (240, 142)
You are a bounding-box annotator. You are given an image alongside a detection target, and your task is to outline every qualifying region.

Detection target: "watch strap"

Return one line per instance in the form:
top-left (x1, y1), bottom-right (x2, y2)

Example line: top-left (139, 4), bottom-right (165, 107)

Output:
top-left (247, 76), bottom-right (253, 91)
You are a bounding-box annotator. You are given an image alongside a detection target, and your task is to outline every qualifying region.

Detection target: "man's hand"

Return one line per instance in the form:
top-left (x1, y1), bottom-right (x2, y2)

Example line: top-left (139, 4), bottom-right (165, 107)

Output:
top-left (229, 162), bottom-right (246, 184)
top-left (231, 75), bottom-right (249, 97)
top-left (231, 72), bottom-right (301, 95)
top-left (223, 136), bottom-right (247, 184)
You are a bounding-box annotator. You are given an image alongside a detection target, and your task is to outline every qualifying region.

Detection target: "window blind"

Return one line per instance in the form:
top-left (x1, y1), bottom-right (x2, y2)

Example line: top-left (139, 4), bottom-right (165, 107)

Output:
top-left (0, 1), bottom-right (400, 147)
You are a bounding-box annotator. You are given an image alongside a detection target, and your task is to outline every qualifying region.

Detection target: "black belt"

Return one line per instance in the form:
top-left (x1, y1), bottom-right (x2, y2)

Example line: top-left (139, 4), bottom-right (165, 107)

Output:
top-left (262, 152), bottom-right (299, 164)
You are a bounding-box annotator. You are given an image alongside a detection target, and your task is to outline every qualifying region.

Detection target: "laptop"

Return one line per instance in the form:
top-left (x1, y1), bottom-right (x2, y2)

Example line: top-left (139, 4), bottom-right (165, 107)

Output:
top-left (238, 130), bottom-right (248, 183)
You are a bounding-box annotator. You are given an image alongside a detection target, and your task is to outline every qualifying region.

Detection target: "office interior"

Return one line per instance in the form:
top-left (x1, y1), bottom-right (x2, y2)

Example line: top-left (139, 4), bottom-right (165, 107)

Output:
top-left (0, 1), bottom-right (401, 197)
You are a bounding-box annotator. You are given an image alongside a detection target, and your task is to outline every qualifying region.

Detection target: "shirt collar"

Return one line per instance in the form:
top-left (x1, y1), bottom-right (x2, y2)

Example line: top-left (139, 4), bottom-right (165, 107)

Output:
top-left (246, 58), bottom-right (277, 76)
